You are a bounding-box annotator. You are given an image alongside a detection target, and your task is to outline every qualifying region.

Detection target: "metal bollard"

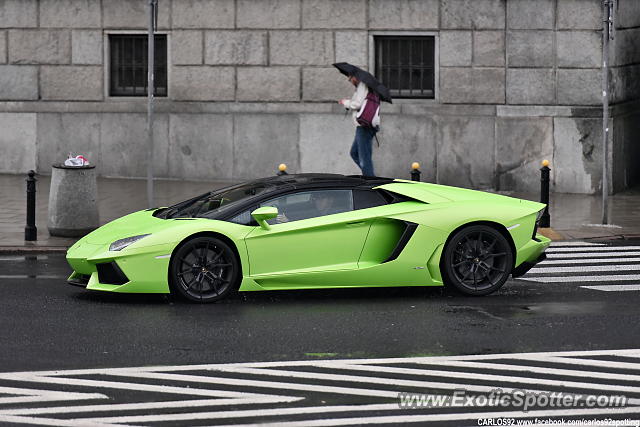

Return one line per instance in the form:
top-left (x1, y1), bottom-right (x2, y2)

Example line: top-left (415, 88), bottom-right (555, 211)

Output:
top-left (539, 160), bottom-right (551, 228)
top-left (410, 162), bottom-right (421, 182)
top-left (277, 163), bottom-right (288, 176)
top-left (25, 170), bottom-right (37, 241)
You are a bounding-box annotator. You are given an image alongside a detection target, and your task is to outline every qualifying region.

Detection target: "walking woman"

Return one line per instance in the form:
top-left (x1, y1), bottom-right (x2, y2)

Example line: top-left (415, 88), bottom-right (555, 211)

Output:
top-left (339, 74), bottom-right (380, 177)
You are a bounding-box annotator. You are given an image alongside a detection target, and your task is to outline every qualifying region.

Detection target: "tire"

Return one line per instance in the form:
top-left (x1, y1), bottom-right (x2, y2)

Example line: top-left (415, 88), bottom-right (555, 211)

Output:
top-left (169, 236), bottom-right (240, 303)
top-left (441, 225), bottom-right (514, 296)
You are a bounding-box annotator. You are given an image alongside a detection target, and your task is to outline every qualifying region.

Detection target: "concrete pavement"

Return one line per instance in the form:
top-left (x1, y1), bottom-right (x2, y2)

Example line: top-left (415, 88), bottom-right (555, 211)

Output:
top-left (1, 172), bottom-right (639, 252)
top-left (2, 242), bottom-right (640, 426)
top-left (0, 173), bottom-right (231, 252)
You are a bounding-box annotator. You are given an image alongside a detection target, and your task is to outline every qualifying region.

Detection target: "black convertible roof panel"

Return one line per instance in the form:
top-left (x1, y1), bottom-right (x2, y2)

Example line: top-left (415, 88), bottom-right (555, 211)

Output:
top-left (244, 173), bottom-right (395, 189)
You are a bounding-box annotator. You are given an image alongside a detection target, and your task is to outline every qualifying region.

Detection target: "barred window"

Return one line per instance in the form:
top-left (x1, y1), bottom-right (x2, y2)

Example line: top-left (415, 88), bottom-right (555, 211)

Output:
top-left (109, 34), bottom-right (167, 97)
top-left (374, 36), bottom-right (435, 99)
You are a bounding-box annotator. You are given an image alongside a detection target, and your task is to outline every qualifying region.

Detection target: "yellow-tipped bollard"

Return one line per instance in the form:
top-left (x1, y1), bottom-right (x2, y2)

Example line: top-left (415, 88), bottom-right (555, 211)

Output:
top-left (277, 163), bottom-right (288, 176)
top-left (411, 162), bottom-right (421, 181)
top-left (539, 159), bottom-right (551, 227)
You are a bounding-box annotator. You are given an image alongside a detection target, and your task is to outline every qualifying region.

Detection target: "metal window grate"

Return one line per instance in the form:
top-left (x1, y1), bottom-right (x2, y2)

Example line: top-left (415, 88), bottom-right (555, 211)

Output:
top-left (109, 34), bottom-right (167, 97)
top-left (374, 36), bottom-right (435, 99)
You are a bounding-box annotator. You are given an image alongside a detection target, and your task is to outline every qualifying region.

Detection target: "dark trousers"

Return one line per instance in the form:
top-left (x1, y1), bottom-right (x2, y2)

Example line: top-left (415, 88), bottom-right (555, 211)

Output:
top-left (350, 126), bottom-right (377, 176)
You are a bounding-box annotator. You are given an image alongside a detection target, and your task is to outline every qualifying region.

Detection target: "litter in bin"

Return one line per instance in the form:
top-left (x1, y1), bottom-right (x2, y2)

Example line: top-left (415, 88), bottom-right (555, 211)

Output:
top-left (64, 154), bottom-right (90, 167)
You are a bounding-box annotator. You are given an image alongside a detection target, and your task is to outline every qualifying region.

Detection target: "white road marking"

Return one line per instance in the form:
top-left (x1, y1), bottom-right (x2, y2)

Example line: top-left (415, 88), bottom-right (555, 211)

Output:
top-left (581, 284), bottom-right (640, 292)
top-left (0, 397), bottom-right (304, 416)
top-left (518, 356), bottom-right (640, 370)
top-left (105, 371), bottom-right (402, 398)
top-left (211, 407), bottom-right (640, 427)
top-left (522, 274), bottom-right (640, 283)
top-left (3, 349), bottom-right (640, 425)
top-left (549, 242), bottom-right (604, 247)
top-left (539, 257), bottom-right (640, 265)
top-left (303, 362), bottom-right (640, 395)
top-left (547, 251), bottom-right (640, 258)
top-left (529, 264), bottom-right (640, 273)
top-left (0, 373), bottom-right (281, 399)
top-left (0, 415), bottom-right (120, 427)
top-left (199, 366), bottom-right (572, 395)
top-left (400, 359), bottom-right (640, 383)
top-left (79, 404), bottom-right (402, 424)
top-left (546, 246), bottom-right (640, 252)
top-left (0, 386), bottom-right (106, 405)
top-left (79, 404), bottom-right (640, 425)
top-left (523, 242), bottom-right (640, 291)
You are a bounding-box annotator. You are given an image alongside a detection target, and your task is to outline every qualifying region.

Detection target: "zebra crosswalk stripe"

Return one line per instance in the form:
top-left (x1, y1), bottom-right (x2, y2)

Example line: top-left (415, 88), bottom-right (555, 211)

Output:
top-left (547, 251), bottom-right (640, 258)
top-left (0, 349), bottom-right (638, 425)
top-left (581, 284), bottom-right (640, 292)
top-left (529, 264), bottom-right (640, 273)
top-left (546, 246), bottom-right (640, 252)
top-left (548, 242), bottom-right (604, 247)
top-left (541, 257), bottom-right (640, 264)
top-left (518, 241), bottom-right (640, 290)
top-left (522, 273), bottom-right (640, 283)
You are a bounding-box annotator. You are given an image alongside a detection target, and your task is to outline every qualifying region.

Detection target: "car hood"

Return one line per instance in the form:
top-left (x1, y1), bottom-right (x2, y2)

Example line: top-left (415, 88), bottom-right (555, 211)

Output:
top-left (82, 210), bottom-right (172, 245)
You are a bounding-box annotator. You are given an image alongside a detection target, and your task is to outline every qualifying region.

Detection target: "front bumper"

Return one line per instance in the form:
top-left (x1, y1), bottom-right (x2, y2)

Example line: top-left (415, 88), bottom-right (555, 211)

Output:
top-left (66, 241), bottom-right (173, 293)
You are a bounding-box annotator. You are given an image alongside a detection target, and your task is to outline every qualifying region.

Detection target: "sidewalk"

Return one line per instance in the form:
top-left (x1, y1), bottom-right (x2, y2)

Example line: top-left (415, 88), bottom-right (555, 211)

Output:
top-left (1, 173), bottom-right (639, 252)
top-left (0, 174), bottom-right (231, 252)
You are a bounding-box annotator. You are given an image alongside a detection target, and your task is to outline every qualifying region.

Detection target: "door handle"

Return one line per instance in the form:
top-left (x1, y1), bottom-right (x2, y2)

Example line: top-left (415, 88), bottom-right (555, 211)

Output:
top-left (346, 220), bottom-right (366, 226)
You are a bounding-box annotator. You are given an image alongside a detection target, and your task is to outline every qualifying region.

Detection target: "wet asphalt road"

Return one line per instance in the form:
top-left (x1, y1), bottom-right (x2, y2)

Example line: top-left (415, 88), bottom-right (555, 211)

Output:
top-left (1, 245), bottom-right (639, 373)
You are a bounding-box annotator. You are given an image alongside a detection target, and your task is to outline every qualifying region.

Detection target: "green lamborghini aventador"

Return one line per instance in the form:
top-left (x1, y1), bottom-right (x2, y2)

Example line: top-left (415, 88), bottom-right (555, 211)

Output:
top-left (66, 174), bottom-right (550, 302)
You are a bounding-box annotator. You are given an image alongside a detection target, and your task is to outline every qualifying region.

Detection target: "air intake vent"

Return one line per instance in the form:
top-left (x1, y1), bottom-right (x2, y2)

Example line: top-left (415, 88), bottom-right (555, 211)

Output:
top-left (96, 262), bottom-right (129, 285)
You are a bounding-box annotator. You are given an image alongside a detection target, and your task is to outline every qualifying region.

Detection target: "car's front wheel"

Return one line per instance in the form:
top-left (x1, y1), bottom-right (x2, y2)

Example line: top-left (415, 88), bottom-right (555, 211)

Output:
top-left (170, 236), bottom-right (240, 303)
top-left (441, 225), bottom-right (514, 296)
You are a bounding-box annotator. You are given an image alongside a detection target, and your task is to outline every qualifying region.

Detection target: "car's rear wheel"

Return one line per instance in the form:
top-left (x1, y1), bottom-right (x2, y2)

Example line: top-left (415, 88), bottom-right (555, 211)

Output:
top-left (170, 236), bottom-right (240, 303)
top-left (441, 225), bottom-right (513, 296)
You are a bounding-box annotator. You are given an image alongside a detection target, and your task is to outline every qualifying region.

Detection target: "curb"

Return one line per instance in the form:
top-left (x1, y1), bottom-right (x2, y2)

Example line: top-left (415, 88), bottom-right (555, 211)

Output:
top-left (538, 228), bottom-right (564, 241)
top-left (0, 246), bottom-right (69, 254)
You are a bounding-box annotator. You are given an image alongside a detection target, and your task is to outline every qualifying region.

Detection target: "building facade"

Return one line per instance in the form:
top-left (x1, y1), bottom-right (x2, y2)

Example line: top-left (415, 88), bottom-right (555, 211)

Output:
top-left (0, 0), bottom-right (638, 194)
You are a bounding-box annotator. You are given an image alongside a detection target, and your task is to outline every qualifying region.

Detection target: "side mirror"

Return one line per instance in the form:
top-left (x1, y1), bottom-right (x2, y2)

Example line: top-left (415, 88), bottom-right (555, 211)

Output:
top-left (251, 206), bottom-right (278, 230)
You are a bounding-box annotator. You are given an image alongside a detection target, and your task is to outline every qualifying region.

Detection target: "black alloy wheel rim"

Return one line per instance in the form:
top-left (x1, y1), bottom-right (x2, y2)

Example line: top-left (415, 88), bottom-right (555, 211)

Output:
top-left (177, 241), bottom-right (233, 300)
top-left (451, 231), bottom-right (509, 292)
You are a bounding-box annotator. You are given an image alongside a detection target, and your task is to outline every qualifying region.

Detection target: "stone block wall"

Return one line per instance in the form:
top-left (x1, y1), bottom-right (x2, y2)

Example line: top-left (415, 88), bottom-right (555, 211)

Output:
top-left (611, 0), bottom-right (640, 104)
top-left (0, 0), bottom-right (638, 195)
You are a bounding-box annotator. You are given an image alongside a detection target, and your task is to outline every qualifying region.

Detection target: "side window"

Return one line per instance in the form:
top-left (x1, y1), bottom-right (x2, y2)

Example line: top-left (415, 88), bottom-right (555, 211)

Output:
top-left (228, 209), bottom-right (255, 226)
top-left (353, 189), bottom-right (388, 210)
top-left (262, 190), bottom-right (353, 224)
top-left (228, 190), bottom-right (354, 226)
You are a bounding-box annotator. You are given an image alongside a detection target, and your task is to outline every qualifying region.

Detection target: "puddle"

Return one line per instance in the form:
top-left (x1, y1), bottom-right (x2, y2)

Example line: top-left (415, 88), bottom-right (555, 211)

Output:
top-left (447, 301), bottom-right (608, 319)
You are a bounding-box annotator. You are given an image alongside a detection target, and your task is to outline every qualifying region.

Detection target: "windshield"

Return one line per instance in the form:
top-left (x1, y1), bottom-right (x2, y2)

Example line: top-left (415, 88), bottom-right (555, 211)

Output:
top-left (158, 183), bottom-right (271, 219)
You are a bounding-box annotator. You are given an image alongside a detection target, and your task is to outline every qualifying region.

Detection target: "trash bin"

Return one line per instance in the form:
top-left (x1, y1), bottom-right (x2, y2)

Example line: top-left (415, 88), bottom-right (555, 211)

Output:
top-left (48, 164), bottom-right (99, 237)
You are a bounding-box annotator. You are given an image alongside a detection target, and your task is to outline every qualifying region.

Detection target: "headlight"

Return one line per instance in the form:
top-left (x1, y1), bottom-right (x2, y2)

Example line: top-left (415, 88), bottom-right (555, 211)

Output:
top-left (536, 208), bottom-right (545, 223)
top-left (109, 234), bottom-right (150, 251)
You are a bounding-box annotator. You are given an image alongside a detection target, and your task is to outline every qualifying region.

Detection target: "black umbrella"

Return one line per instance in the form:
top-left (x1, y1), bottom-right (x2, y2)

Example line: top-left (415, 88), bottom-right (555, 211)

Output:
top-left (332, 62), bottom-right (392, 103)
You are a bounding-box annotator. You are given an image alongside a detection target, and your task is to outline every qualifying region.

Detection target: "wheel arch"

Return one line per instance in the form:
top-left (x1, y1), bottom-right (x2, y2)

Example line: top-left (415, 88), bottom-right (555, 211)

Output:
top-left (439, 220), bottom-right (516, 270)
top-left (168, 231), bottom-right (243, 290)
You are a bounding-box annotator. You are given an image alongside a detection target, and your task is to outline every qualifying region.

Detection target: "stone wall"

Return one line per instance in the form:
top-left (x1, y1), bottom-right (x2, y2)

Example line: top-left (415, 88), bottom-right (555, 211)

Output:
top-left (0, 102), bottom-right (609, 194)
top-left (610, 0), bottom-right (640, 192)
top-left (0, 0), bottom-right (638, 195)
